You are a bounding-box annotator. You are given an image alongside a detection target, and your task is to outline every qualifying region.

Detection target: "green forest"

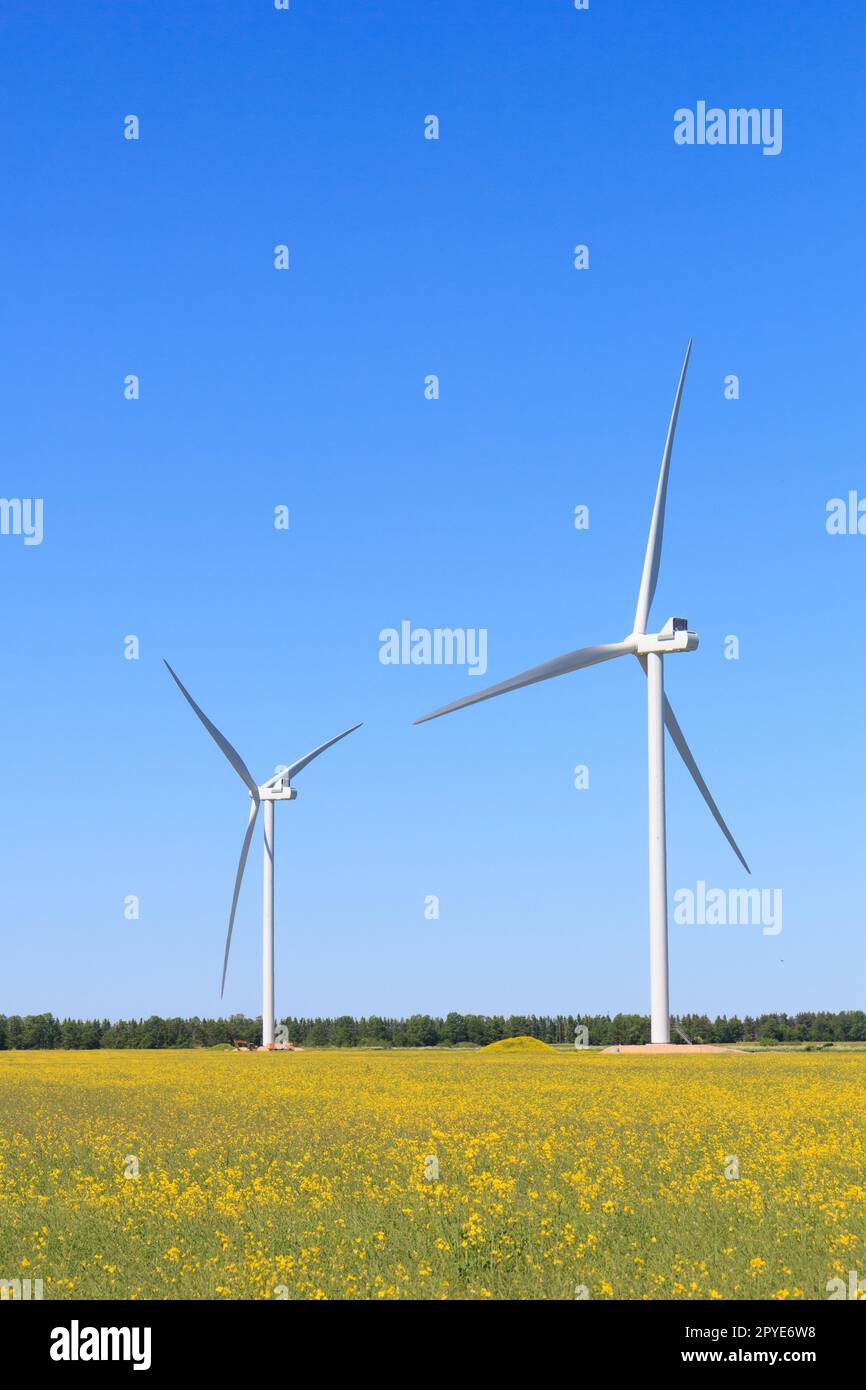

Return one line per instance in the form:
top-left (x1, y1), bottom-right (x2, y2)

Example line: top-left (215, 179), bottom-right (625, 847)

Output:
top-left (1, 1010), bottom-right (865, 1049)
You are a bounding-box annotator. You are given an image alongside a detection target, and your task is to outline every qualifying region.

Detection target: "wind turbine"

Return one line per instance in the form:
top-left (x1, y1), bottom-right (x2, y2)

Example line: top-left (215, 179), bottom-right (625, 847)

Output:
top-left (415, 341), bottom-right (749, 1045)
top-left (164, 661), bottom-right (361, 1048)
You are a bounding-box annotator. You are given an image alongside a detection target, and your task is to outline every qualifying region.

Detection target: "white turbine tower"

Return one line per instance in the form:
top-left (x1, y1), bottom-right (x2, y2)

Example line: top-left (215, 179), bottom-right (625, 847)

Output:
top-left (415, 341), bottom-right (749, 1045)
top-left (165, 661), bottom-right (361, 1048)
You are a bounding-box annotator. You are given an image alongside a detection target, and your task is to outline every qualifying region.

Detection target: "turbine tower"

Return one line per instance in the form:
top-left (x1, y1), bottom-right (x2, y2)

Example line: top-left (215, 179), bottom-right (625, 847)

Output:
top-left (415, 341), bottom-right (749, 1044)
top-left (165, 662), bottom-right (361, 1048)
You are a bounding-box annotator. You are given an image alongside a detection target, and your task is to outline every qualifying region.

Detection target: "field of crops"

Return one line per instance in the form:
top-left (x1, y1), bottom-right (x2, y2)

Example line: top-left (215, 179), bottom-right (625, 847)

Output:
top-left (0, 1049), bottom-right (863, 1300)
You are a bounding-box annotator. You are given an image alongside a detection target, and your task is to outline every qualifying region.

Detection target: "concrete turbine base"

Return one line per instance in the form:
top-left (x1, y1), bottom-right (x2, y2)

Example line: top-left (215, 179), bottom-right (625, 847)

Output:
top-left (602, 1044), bottom-right (743, 1053)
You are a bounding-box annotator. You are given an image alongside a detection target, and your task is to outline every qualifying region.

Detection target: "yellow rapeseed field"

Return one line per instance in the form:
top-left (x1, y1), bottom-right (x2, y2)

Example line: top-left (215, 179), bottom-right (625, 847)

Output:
top-left (0, 1049), bottom-right (863, 1300)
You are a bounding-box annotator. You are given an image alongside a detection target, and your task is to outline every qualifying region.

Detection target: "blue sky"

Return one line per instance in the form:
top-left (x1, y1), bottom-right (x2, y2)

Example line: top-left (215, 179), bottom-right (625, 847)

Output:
top-left (2, 0), bottom-right (863, 1022)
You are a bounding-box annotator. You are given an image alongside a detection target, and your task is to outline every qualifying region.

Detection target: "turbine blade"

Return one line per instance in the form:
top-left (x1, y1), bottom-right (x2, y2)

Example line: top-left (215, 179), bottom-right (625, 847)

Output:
top-left (664, 696), bottom-right (750, 872)
top-left (265, 722), bottom-right (363, 788)
top-left (637, 657), bottom-right (750, 872)
top-left (414, 641), bottom-right (633, 725)
top-left (164, 661), bottom-right (260, 798)
top-left (221, 797), bottom-right (260, 997)
top-left (664, 697), bottom-right (750, 872)
top-left (632, 340), bottom-right (693, 635)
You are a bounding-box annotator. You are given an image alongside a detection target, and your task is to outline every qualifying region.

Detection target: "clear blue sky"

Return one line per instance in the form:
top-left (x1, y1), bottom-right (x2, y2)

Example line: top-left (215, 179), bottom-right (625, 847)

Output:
top-left (2, 1), bottom-right (863, 1022)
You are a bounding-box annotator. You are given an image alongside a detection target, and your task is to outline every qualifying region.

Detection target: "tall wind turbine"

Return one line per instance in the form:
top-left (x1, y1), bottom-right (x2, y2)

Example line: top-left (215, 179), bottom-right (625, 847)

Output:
top-left (415, 341), bottom-right (749, 1044)
top-left (165, 662), bottom-right (361, 1048)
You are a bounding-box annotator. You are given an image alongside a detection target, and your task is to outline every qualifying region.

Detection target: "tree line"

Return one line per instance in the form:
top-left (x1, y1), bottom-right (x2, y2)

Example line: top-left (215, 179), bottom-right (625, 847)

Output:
top-left (0, 1010), bottom-right (864, 1050)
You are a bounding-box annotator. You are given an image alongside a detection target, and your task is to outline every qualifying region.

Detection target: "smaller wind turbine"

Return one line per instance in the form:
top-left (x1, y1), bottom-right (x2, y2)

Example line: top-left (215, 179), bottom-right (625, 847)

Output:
top-left (164, 661), bottom-right (361, 1047)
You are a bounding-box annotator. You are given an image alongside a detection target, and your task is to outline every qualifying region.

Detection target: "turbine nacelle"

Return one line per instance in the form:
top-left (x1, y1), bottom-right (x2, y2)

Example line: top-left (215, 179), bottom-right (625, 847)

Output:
top-left (632, 617), bottom-right (699, 656)
top-left (257, 776), bottom-right (298, 802)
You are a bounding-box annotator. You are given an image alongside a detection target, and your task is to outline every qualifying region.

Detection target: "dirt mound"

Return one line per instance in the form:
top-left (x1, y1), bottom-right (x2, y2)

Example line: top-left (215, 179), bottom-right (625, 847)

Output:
top-left (482, 1036), bottom-right (553, 1053)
